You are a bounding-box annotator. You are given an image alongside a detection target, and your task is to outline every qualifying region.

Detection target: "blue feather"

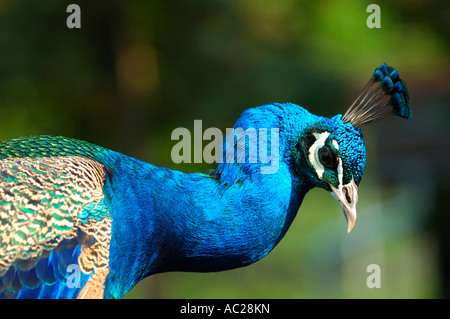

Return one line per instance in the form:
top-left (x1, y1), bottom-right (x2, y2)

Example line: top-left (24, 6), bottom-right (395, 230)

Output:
top-left (35, 255), bottom-right (57, 285)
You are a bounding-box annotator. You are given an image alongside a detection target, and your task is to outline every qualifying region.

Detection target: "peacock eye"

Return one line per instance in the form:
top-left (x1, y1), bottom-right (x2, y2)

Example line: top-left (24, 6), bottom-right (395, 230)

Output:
top-left (318, 146), bottom-right (337, 169)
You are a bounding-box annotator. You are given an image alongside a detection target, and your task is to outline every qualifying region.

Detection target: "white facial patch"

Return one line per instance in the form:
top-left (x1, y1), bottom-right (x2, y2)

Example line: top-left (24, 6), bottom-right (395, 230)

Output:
top-left (336, 157), bottom-right (343, 185)
top-left (332, 139), bottom-right (339, 151)
top-left (308, 132), bottom-right (343, 182)
top-left (332, 139), bottom-right (344, 185)
top-left (308, 132), bottom-right (329, 180)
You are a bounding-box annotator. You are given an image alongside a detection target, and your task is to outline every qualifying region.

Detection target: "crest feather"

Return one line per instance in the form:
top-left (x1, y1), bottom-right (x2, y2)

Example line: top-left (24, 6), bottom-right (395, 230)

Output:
top-left (342, 63), bottom-right (412, 127)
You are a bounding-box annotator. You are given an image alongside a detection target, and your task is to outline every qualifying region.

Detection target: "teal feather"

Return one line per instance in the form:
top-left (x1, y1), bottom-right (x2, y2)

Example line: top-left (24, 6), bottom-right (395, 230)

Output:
top-left (0, 135), bottom-right (114, 169)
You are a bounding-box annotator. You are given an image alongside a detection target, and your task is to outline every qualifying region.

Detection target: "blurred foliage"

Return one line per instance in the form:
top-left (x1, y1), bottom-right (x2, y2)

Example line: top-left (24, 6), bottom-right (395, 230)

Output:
top-left (0, 0), bottom-right (448, 298)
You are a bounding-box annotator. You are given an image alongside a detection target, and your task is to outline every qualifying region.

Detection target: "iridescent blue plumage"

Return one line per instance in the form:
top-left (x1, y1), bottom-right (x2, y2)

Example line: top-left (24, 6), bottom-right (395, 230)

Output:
top-left (328, 115), bottom-right (366, 185)
top-left (0, 63), bottom-right (411, 298)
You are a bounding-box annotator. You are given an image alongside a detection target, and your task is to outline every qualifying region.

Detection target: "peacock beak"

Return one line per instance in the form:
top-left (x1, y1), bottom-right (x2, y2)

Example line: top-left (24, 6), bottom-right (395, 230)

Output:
top-left (329, 178), bottom-right (358, 233)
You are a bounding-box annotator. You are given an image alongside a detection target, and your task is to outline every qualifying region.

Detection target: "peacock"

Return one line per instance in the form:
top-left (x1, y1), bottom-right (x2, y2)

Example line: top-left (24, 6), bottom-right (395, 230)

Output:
top-left (0, 63), bottom-right (411, 299)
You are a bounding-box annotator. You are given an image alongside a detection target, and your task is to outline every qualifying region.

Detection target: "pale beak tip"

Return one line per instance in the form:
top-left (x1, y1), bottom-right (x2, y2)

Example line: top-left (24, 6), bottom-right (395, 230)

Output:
top-left (347, 217), bottom-right (356, 233)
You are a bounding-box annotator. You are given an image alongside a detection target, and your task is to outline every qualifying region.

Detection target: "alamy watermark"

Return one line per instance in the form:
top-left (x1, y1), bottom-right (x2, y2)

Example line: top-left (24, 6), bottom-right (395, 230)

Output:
top-left (66, 4), bottom-right (81, 29)
top-left (171, 120), bottom-right (280, 174)
top-left (66, 262), bottom-right (381, 290)
top-left (366, 264), bottom-right (381, 288)
top-left (66, 264), bottom-right (81, 288)
top-left (366, 4), bottom-right (381, 29)
top-left (66, 4), bottom-right (381, 30)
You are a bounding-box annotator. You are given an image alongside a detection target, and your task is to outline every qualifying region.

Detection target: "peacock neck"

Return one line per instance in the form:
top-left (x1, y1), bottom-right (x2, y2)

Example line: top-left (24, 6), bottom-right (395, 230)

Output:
top-left (104, 153), bottom-right (310, 298)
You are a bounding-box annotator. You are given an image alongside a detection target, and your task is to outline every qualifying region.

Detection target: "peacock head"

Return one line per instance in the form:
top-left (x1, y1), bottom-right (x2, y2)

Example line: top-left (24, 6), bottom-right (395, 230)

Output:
top-left (294, 63), bottom-right (412, 232)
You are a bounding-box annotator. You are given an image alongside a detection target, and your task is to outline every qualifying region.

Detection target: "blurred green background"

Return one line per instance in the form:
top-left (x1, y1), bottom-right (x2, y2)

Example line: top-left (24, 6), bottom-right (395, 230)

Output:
top-left (0, 0), bottom-right (449, 298)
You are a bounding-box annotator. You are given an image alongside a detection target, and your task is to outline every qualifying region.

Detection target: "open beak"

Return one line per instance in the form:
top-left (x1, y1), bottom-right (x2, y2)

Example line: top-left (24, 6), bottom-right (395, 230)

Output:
top-left (329, 178), bottom-right (358, 233)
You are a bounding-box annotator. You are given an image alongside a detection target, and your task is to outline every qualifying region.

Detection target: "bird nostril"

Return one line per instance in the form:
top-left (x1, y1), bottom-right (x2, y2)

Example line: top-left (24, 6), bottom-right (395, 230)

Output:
top-left (344, 187), bottom-right (352, 204)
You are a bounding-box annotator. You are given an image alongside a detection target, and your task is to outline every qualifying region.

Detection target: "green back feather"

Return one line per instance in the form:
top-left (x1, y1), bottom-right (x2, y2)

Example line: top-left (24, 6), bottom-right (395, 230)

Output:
top-left (0, 135), bottom-right (114, 169)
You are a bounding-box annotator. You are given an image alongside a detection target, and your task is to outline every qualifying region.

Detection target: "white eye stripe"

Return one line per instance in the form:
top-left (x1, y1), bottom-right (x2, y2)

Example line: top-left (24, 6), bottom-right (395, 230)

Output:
top-left (308, 132), bottom-right (329, 179)
top-left (332, 139), bottom-right (344, 185)
top-left (308, 132), bottom-right (342, 182)
top-left (337, 157), bottom-right (343, 186)
top-left (332, 139), bottom-right (339, 150)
